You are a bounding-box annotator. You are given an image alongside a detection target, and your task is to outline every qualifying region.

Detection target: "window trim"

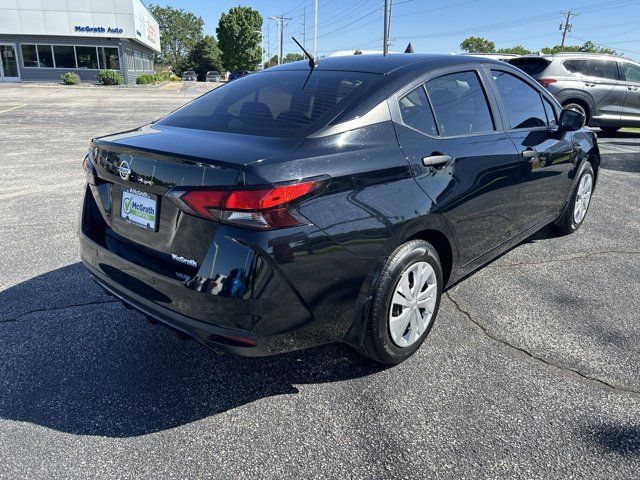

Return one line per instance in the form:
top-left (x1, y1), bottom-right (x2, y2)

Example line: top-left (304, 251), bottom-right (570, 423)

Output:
top-left (21, 43), bottom-right (122, 71)
top-left (391, 65), bottom-right (503, 139)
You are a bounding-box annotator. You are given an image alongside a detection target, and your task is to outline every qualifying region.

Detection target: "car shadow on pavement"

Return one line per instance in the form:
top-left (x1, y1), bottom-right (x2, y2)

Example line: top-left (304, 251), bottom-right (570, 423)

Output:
top-left (586, 425), bottom-right (640, 457)
top-left (0, 263), bottom-right (383, 438)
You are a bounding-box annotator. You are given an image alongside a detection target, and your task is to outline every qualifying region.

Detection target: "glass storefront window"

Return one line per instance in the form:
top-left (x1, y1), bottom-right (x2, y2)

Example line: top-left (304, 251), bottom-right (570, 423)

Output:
top-left (76, 46), bottom-right (98, 69)
top-left (37, 45), bottom-right (54, 68)
top-left (21, 44), bottom-right (38, 67)
top-left (53, 46), bottom-right (76, 68)
top-left (134, 52), bottom-right (143, 71)
top-left (99, 47), bottom-right (120, 70)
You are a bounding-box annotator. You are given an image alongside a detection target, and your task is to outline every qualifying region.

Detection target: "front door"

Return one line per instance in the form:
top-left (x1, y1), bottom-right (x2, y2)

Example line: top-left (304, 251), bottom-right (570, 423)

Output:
top-left (393, 68), bottom-right (521, 267)
top-left (0, 45), bottom-right (20, 82)
top-left (619, 62), bottom-right (640, 124)
top-left (487, 68), bottom-right (575, 230)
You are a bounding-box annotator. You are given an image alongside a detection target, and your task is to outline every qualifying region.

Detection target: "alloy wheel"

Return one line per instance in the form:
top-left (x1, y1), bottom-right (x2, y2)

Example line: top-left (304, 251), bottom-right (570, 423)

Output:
top-left (573, 172), bottom-right (593, 224)
top-left (388, 261), bottom-right (438, 348)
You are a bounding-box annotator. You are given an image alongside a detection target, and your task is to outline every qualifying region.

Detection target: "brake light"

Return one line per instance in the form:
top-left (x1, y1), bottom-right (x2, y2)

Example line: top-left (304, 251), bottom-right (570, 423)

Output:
top-left (538, 78), bottom-right (557, 89)
top-left (169, 179), bottom-right (325, 229)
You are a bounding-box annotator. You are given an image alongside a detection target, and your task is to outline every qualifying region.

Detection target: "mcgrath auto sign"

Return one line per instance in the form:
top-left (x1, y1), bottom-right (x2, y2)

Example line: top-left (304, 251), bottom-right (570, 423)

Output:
top-left (75, 26), bottom-right (124, 34)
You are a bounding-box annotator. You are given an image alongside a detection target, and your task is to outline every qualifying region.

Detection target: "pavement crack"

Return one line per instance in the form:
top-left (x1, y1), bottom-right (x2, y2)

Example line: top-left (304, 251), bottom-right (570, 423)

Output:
top-left (489, 250), bottom-right (640, 269)
top-left (444, 292), bottom-right (640, 395)
top-left (0, 299), bottom-right (120, 325)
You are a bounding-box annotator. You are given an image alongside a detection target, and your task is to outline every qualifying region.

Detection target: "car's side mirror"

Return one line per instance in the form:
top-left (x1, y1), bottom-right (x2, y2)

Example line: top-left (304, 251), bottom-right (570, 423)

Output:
top-left (558, 109), bottom-right (584, 132)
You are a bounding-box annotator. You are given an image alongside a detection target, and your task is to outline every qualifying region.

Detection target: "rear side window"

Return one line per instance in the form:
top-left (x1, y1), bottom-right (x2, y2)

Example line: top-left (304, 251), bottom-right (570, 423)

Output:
top-left (399, 86), bottom-right (438, 136)
top-left (508, 58), bottom-right (550, 76)
top-left (491, 71), bottom-right (547, 129)
top-left (158, 70), bottom-right (378, 136)
top-left (588, 60), bottom-right (619, 80)
top-left (425, 71), bottom-right (494, 136)
top-left (563, 59), bottom-right (588, 75)
top-left (622, 63), bottom-right (640, 83)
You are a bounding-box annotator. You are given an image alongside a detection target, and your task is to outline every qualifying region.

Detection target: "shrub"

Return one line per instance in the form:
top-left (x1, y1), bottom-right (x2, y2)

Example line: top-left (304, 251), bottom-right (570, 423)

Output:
top-left (61, 72), bottom-right (80, 85)
top-left (136, 73), bottom-right (158, 85)
top-left (96, 69), bottom-right (124, 85)
top-left (169, 74), bottom-right (181, 82)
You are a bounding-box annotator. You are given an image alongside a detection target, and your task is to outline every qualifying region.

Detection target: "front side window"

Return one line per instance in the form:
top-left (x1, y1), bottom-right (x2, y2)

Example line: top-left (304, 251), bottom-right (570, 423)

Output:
top-left (53, 45), bottom-right (76, 68)
top-left (37, 45), bottom-right (54, 67)
top-left (425, 71), bottom-right (494, 136)
top-left (622, 63), bottom-right (640, 84)
top-left (158, 70), bottom-right (378, 137)
top-left (76, 46), bottom-right (98, 69)
top-left (399, 85), bottom-right (438, 136)
top-left (21, 44), bottom-right (38, 67)
top-left (491, 70), bottom-right (547, 129)
top-left (588, 60), bottom-right (619, 80)
top-left (542, 97), bottom-right (557, 128)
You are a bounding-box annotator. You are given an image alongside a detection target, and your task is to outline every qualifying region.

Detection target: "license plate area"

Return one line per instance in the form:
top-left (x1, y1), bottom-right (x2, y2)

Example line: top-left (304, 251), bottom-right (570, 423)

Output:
top-left (120, 188), bottom-right (158, 231)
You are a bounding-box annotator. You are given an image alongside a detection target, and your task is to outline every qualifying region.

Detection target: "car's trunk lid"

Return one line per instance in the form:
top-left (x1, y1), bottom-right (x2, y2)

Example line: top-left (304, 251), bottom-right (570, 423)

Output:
top-left (88, 124), bottom-right (302, 274)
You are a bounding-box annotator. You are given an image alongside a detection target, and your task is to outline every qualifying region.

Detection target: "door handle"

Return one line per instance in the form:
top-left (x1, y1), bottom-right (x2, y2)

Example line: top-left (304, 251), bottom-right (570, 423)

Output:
top-left (584, 83), bottom-right (597, 87)
top-left (628, 86), bottom-right (639, 92)
top-left (521, 148), bottom-right (537, 160)
top-left (422, 154), bottom-right (453, 167)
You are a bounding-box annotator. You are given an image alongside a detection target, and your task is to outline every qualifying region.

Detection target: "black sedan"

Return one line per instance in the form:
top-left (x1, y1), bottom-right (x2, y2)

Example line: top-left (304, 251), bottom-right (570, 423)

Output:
top-left (228, 70), bottom-right (252, 81)
top-left (79, 54), bottom-right (599, 365)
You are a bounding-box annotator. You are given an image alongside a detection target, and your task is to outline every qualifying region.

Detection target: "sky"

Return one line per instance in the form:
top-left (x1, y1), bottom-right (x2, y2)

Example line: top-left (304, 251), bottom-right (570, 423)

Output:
top-left (150, 0), bottom-right (640, 61)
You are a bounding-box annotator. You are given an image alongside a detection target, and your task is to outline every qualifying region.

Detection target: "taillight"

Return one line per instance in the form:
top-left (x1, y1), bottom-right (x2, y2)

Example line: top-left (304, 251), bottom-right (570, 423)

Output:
top-left (538, 78), bottom-right (557, 89)
top-left (168, 179), bottom-right (326, 230)
top-left (83, 148), bottom-right (98, 185)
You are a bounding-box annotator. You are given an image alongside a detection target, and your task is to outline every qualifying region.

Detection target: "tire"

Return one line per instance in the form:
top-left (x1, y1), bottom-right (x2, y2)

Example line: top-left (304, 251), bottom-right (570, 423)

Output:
top-left (359, 240), bottom-right (443, 365)
top-left (563, 102), bottom-right (588, 127)
top-left (554, 161), bottom-right (595, 235)
top-left (600, 126), bottom-right (620, 134)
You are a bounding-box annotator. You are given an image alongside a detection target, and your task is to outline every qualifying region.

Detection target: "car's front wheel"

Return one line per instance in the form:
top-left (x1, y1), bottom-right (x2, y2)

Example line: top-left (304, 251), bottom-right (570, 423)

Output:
top-left (554, 161), bottom-right (595, 235)
top-left (359, 240), bottom-right (442, 365)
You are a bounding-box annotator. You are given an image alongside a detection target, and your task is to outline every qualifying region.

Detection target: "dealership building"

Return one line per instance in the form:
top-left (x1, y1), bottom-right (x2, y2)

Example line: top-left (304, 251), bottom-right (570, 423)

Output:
top-left (0, 0), bottom-right (161, 84)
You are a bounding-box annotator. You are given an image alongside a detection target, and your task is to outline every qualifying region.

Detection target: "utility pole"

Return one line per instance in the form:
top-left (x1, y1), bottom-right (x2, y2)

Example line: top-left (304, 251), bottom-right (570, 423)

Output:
top-left (269, 15), bottom-right (291, 65)
top-left (313, 0), bottom-right (318, 58)
top-left (383, 0), bottom-right (389, 55)
top-left (302, 7), bottom-right (306, 50)
top-left (560, 11), bottom-right (577, 49)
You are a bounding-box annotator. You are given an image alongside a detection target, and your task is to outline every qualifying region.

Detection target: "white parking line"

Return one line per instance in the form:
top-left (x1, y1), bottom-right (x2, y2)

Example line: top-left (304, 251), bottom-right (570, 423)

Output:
top-left (0, 104), bottom-right (27, 115)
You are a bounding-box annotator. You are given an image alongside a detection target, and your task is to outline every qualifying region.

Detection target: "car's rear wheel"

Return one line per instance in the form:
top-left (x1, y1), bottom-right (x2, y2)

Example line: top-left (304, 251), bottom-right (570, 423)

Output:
top-left (554, 161), bottom-right (594, 235)
top-left (600, 126), bottom-right (620, 134)
top-left (563, 102), bottom-right (588, 127)
top-left (359, 240), bottom-right (442, 365)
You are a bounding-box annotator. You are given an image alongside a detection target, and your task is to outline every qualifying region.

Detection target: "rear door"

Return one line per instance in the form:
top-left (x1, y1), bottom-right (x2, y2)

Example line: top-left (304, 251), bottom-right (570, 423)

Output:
top-left (392, 66), bottom-right (521, 267)
top-left (585, 59), bottom-right (626, 121)
top-left (486, 67), bottom-right (575, 230)
top-left (619, 61), bottom-right (640, 122)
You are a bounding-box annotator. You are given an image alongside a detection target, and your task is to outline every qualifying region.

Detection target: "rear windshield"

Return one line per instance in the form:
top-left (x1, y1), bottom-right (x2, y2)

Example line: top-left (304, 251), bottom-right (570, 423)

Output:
top-left (158, 70), bottom-right (379, 137)
top-left (508, 58), bottom-right (551, 76)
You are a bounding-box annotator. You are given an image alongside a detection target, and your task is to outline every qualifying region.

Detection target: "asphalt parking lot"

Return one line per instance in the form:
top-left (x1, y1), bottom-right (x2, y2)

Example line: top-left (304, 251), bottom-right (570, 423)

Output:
top-left (0, 83), bottom-right (639, 479)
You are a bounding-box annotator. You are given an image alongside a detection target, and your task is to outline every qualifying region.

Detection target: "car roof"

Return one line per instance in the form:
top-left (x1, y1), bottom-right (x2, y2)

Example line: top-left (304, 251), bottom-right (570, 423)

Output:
top-left (267, 53), bottom-right (503, 75)
top-left (515, 52), bottom-right (636, 63)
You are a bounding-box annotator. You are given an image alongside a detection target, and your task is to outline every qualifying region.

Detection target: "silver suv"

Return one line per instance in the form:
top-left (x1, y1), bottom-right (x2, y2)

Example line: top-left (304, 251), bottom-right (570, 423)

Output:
top-left (509, 53), bottom-right (640, 133)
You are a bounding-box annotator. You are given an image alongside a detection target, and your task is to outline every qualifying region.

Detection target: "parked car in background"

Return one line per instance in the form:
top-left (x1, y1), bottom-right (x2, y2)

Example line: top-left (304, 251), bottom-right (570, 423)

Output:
top-left (80, 54), bottom-right (599, 365)
top-left (228, 70), bottom-right (252, 81)
top-left (206, 71), bottom-right (221, 82)
top-left (182, 71), bottom-right (197, 82)
top-left (509, 53), bottom-right (640, 132)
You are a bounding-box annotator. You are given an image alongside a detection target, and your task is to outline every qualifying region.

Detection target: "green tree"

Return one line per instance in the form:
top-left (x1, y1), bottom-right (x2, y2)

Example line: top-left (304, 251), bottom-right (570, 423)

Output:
top-left (149, 5), bottom-right (204, 72)
top-left (496, 45), bottom-right (532, 55)
top-left (541, 40), bottom-right (616, 55)
top-left (264, 55), bottom-right (278, 69)
top-left (186, 35), bottom-right (222, 80)
top-left (216, 6), bottom-right (263, 71)
top-left (460, 36), bottom-right (495, 53)
top-left (283, 53), bottom-right (304, 64)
